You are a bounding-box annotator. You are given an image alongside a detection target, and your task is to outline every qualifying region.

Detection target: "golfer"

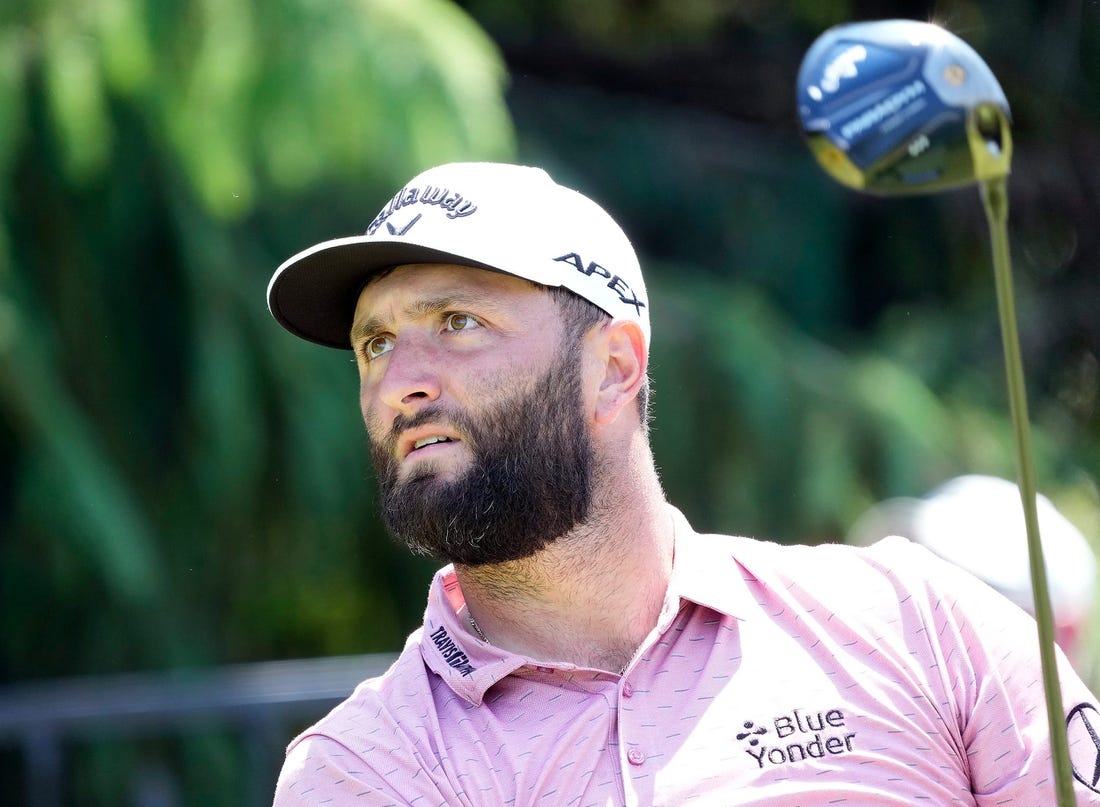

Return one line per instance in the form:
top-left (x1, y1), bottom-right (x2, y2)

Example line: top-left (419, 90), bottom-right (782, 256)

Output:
top-left (268, 162), bottom-right (1100, 805)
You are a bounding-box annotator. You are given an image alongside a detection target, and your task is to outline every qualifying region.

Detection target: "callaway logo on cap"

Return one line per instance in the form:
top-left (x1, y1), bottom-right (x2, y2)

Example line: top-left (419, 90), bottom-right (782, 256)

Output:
top-left (267, 162), bottom-right (649, 350)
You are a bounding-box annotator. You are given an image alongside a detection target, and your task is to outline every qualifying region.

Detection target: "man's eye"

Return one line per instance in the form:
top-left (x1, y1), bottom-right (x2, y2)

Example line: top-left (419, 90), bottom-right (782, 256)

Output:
top-left (362, 334), bottom-right (394, 360)
top-left (444, 313), bottom-right (479, 332)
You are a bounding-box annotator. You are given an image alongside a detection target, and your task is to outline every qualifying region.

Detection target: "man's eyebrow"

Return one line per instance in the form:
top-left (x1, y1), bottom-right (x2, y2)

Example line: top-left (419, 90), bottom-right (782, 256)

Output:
top-left (350, 315), bottom-right (385, 346)
top-left (349, 293), bottom-right (494, 345)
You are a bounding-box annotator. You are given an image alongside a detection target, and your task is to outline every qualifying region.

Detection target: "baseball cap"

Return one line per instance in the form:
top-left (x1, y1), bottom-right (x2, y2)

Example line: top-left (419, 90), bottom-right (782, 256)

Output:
top-left (267, 162), bottom-right (648, 350)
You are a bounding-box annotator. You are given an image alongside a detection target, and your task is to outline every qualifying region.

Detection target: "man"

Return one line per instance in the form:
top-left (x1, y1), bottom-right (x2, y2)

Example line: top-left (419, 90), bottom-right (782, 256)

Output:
top-left (268, 162), bottom-right (1100, 805)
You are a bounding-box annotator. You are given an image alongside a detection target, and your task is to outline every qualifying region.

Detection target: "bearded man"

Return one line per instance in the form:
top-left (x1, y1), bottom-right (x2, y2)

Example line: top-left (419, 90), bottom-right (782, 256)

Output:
top-left (267, 162), bottom-right (1100, 806)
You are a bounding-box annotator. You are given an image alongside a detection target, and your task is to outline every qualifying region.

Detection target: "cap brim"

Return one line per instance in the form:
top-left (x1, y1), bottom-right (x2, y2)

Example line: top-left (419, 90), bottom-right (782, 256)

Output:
top-left (267, 237), bottom-right (501, 349)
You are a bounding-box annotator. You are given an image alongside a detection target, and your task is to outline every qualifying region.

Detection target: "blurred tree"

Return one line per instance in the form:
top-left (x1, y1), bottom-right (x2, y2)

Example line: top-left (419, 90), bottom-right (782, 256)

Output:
top-left (0, 0), bottom-right (514, 683)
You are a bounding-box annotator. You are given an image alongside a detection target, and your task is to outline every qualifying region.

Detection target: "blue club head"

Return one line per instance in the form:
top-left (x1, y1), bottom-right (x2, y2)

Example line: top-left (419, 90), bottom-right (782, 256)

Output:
top-left (797, 19), bottom-right (1012, 195)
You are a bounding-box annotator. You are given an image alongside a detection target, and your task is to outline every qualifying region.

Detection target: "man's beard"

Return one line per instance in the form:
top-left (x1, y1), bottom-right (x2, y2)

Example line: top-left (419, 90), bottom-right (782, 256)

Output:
top-left (369, 351), bottom-right (595, 566)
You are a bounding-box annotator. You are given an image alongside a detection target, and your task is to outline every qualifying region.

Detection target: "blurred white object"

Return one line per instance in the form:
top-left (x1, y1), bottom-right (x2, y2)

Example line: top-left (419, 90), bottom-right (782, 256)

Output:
top-left (848, 475), bottom-right (1098, 662)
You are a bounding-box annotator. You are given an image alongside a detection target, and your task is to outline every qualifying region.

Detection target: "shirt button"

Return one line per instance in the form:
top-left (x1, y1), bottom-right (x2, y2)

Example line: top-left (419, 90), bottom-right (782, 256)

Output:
top-left (622, 682), bottom-right (634, 698)
top-left (627, 748), bottom-right (646, 766)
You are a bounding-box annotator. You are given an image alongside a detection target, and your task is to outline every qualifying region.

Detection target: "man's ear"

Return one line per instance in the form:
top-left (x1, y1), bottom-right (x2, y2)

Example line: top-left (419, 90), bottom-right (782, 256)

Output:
top-left (593, 319), bottom-right (647, 425)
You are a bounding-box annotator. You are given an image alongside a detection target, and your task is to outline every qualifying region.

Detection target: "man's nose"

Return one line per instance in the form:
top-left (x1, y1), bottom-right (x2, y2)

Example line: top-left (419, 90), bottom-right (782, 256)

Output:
top-left (373, 338), bottom-right (443, 417)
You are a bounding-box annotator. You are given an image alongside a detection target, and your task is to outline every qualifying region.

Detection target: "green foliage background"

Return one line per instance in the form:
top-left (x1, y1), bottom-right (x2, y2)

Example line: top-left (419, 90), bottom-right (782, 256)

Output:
top-left (2, 0), bottom-right (1099, 802)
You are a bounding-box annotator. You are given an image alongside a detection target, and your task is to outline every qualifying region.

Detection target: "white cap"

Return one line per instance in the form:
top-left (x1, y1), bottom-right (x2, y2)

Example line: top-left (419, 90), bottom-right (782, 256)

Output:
top-left (848, 474), bottom-right (1097, 626)
top-left (267, 162), bottom-right (648, 349)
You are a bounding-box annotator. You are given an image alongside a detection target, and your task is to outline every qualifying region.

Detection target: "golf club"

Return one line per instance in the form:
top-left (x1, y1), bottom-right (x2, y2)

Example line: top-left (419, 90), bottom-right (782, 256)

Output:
top-left (797, 19), bottom-right (1073, 805)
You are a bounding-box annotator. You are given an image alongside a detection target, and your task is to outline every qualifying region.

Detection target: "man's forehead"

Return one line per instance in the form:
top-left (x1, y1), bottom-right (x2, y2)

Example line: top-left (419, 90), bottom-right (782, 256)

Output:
top-left (352, 263), bottom-right (547, 330)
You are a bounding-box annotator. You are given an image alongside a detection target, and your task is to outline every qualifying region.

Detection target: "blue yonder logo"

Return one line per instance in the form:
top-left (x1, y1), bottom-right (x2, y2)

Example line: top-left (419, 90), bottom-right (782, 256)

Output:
top-left (738, 707), bottom-right (857, 769)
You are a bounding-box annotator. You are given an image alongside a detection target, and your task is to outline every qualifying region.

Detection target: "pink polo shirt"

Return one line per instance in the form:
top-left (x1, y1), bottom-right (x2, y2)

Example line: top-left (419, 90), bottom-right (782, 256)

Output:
top-left (274, 506), bottom-right (1100, 805)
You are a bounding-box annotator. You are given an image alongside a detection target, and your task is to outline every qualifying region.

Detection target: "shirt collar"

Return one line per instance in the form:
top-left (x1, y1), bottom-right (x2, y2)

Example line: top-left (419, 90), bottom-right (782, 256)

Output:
top-left (419, 566), bottom-right (527, 705)
top-left (664, 505), bottom-right (757, 621)
top-left (418, 504), bottom-right (757, 704)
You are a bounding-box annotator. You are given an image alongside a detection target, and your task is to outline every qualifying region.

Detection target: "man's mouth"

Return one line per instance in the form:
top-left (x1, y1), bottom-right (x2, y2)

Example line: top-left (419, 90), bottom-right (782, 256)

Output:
top-left (388, 417), bottom-right (466, 463)
top-left (412, 436), bottom-right (455, 451)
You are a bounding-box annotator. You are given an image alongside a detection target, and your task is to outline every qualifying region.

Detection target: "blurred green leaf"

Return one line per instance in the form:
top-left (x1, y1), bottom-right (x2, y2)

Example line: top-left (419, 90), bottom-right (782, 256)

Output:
top-left (42, 15), bottom-right (113, 180)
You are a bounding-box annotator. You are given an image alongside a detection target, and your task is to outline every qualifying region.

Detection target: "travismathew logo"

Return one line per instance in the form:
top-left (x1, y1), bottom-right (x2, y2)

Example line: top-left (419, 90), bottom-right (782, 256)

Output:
top-left (1067, 702), bottom-right (1100, 793)
top-left (429, 626), bottom-right (476, 677)
top-left (738, 707), bottom-right (857, 769)
top-left (366, 184), bottom-right (478, 236)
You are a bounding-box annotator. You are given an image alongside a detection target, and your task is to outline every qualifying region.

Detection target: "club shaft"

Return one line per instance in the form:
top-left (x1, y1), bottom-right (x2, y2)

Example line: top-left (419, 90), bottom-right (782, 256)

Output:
top-left (980, 176), bottom-right (1074, 806)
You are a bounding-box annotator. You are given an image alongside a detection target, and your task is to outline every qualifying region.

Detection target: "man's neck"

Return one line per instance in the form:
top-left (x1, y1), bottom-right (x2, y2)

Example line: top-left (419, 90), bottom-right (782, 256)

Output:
top-left (454, 466), bottom-right (674, 674)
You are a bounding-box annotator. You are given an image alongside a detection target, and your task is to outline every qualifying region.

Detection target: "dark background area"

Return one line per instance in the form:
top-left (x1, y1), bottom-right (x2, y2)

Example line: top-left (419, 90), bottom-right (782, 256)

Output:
top-left (1, 0), bottom-right (1097, 802)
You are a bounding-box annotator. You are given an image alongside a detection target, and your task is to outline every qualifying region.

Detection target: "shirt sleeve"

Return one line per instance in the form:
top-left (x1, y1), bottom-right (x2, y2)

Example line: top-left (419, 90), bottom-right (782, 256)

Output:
top-left (272, 733), bottom-right (460, 807)
top-left (873, 536), bottom-right (1100, 805)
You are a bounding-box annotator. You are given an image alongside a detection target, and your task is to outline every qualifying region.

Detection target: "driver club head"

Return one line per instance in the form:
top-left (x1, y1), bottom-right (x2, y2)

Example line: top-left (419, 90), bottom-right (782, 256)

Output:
top-left (797, 19), bottom-right (1012, 195)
